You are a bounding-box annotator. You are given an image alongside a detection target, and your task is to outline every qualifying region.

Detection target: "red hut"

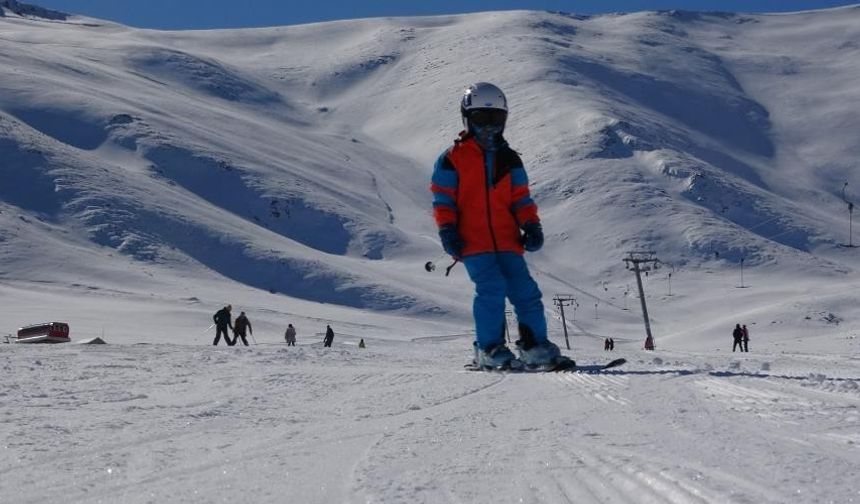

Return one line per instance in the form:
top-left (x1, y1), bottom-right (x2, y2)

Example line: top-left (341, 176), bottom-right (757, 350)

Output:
top-left (16, 322), bottom-right (71, 343)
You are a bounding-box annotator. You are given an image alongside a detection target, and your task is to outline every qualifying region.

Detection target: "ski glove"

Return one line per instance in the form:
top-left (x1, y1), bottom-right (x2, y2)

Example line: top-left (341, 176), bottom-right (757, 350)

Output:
top-left (521, 221), bottom-right (543, 252)
top-left (438, 224), bottom-right (464, 258)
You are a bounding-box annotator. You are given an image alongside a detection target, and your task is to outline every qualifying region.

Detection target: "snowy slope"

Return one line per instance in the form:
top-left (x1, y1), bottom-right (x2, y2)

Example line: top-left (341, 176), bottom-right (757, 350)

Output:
top-left (2, 6), bottom-right (860, 349)
top-left (2, 5), bottom-right (860, 503)
top-left (2, 340), bottom-right (860, 503)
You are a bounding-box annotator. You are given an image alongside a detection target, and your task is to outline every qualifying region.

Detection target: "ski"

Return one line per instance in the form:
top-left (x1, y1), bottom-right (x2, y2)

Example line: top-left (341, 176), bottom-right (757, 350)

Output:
top-left (464, 357), bottom-right (626, 373)
top-left (563, 357), bottom-right (626, 373)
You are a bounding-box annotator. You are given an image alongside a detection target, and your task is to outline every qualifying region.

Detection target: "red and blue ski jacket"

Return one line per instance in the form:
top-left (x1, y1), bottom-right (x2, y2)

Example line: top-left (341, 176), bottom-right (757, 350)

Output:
top-left (430, 133), bottom-right (540, 257)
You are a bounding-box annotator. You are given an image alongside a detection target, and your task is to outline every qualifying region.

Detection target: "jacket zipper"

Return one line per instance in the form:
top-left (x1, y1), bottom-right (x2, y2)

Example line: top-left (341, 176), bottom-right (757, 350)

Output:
top-left (484, 148), bottom-right (499, 252)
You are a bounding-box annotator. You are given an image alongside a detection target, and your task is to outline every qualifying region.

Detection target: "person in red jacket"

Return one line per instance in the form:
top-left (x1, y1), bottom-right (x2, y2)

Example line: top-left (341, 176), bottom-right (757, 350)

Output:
top-left (430, 82), bottom-right (572, 371)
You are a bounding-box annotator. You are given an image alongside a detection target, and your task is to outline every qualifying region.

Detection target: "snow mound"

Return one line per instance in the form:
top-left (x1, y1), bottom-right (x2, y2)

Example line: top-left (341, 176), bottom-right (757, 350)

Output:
top-left (0, 0), bottom-right (67, 20)
top-left (127, 48), bottom-right (283, 105)
top-left (76, 337), bottom-right (107, 344)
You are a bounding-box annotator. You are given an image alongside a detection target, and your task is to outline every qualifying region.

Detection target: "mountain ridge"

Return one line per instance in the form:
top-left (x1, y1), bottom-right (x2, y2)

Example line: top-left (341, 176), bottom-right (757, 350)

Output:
top-left (1, 6), bottom-right (859, 341)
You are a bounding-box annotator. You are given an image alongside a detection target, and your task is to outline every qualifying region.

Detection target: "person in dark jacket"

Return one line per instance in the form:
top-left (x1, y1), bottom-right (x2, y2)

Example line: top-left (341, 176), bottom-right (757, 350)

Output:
top-left (285, 324), bottom-right (297, 346)
top-left (609, 338), bottom-right (615, 351)
top-left (212, 305), bottom-right (233, 346)
top-left (323, 325), bottom-right (334, 347)
top-left (742, 325), bottom-right (750, 352)
top-left (232, 311), bottom-right (252, 346)
top-left (732, 324), bottom-right (743, 352)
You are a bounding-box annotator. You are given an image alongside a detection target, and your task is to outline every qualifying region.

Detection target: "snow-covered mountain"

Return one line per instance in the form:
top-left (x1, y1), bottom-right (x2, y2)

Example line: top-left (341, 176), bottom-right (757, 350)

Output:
top-left (0, 0), bottom-right (66, 20)
top-left (2, 5), bottom-right (860, 346)
top-left (3, 6), bottom-right (860, 504)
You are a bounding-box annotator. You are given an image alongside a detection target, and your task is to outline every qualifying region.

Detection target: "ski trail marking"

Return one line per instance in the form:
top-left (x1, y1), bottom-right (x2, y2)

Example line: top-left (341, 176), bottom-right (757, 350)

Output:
top-left (557, 444), bottom-right (787, 504)
top-left (550, 371), bottom-right (631, 405)
top-left (694, 376), bottom-right (860, 445)
top-left (554, 449), bottom-right (712, 504)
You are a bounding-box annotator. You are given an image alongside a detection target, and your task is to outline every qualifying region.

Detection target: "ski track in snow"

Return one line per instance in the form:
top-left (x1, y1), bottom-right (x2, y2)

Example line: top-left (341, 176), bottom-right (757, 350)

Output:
top-left (545, 371), bottom-right (631, 405)
top-left (694, 375), bottom-right (860, 443)
top-left (533, 446), bottom-right (777, 504)
top-left (3, 341), bottom-right (860, 502)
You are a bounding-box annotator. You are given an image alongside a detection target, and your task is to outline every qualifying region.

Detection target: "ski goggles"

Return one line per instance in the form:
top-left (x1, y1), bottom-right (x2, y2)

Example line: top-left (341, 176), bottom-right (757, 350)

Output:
top-left (467, 108), bottom-right (507, 127)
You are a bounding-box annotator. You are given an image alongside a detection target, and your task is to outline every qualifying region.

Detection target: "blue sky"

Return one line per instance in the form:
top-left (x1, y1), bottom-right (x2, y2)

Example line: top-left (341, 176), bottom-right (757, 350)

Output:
top-left (32, 0), bottom-right (859, 29)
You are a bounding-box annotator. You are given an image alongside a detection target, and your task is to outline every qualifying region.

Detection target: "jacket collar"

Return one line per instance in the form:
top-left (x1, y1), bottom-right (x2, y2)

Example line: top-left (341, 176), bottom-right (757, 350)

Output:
top-left (455, 130), bottom-right (508, 151)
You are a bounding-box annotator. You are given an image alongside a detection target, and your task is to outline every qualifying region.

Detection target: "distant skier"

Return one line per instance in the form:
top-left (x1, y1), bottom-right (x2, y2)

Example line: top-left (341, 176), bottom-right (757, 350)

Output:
top-left (604, 338), bottom-right (610, 351)
top-left (285, 324), bottom-right (297, 346)
top-left (742, 325), bottom-right (750, 352)
top-left (212, 305), bottom-right (233, 346)
top-left (358, 338), bottom-right (366, 349)
top-left (430, 82), bottom-right (571, 371)
top-left (323, 324), bottom-right (334, 348)
top-left (609, 338), bottom-right (615, 351)
top-left (732, 324), bottom-right (744, 352)
top-left (232, 311), bottom-right (252, 346)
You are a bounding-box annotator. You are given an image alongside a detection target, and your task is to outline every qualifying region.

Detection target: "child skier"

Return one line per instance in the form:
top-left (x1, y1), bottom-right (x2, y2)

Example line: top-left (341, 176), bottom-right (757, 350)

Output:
top-left (430, 82), bottom-right (572, 371)
top-left (231, 311), bottom-right (253, 346)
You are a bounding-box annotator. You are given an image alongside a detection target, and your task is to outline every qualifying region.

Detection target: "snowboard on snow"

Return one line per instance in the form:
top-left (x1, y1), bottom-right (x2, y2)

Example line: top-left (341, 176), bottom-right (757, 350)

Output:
top-left (464, 357), bottom-right (626, 373)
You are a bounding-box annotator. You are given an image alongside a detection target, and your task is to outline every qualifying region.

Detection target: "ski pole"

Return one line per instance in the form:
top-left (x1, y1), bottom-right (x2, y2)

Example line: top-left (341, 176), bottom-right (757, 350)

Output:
top-left (424, 249), bottom-right (451, 272)
top-left (250, 332), bottom-right (258, 345)
top-left (425, 256), bottom-right (460, 276)
top-left (203, 323), bottom-right (215, 333)
top-left (444, 259), bottom-right (460, 276)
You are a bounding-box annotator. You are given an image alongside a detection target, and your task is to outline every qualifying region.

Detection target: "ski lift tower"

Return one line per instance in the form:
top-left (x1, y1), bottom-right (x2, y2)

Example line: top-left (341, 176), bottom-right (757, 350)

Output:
top-left (552, 294), bottom-right (577, 350)
top-left (624, 251), bottom-right (660, 351)
top-left (842, 182), bottom-right (855, 247)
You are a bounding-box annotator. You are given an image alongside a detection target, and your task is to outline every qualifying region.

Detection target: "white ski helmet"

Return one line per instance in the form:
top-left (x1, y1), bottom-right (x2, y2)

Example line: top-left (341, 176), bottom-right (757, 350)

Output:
top-left (460, 82), bottom-right (508, 131)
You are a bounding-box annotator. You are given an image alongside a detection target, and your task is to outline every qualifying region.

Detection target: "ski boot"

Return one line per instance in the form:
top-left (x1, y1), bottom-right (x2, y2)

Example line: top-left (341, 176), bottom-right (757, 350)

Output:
top-left (515, 325), bottom-right (575, 371)
top-left (475, 343), bottom-right (523, 371)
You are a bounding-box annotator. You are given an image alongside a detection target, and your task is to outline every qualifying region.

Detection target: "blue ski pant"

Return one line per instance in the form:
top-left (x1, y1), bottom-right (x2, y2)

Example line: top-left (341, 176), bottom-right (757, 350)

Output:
top-left (462, 252), bottom-right (547, 350)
